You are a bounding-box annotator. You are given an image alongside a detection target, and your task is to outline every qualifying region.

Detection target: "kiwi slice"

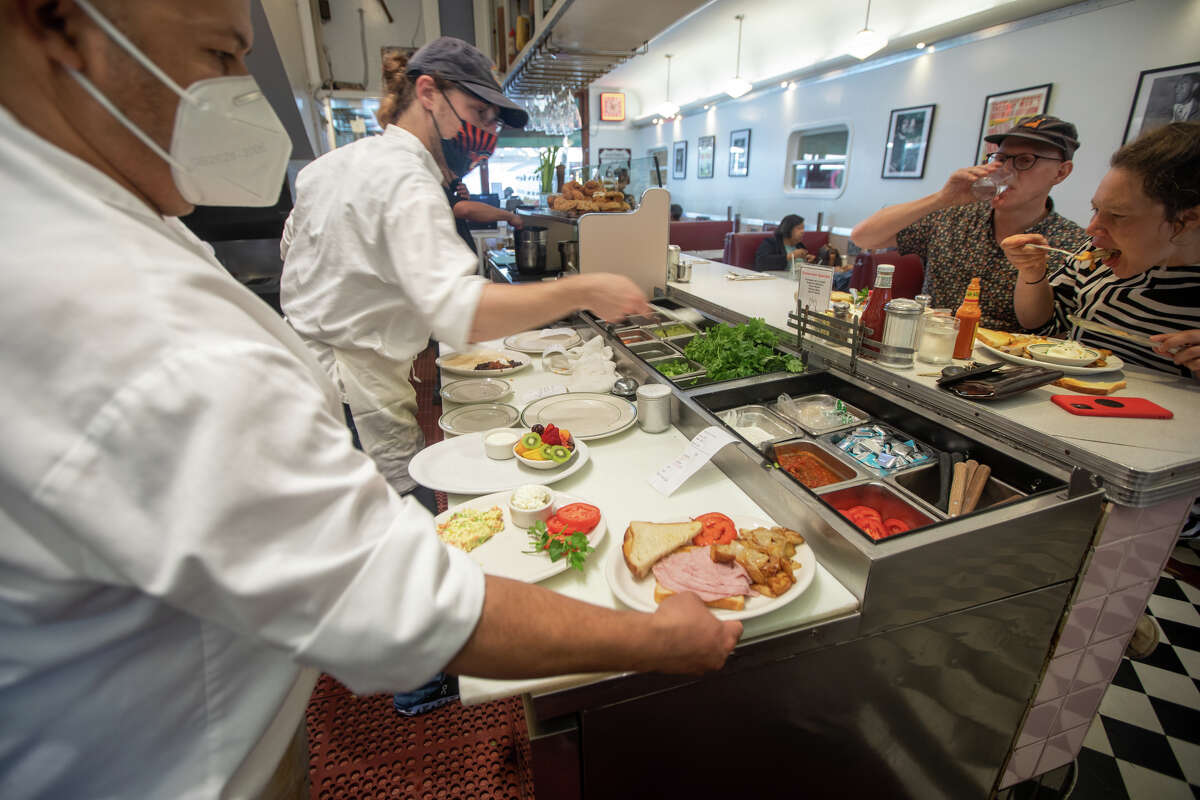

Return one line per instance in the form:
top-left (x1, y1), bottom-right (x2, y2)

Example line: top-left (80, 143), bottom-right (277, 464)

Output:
top-left (520, 432), bottom-right (542, 450)
top-left (547, 445), bottom-right (571, 464)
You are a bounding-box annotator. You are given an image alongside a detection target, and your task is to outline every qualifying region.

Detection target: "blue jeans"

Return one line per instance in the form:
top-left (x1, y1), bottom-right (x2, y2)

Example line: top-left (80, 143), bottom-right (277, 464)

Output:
top-left (393, 673), bottom-right (459, 716)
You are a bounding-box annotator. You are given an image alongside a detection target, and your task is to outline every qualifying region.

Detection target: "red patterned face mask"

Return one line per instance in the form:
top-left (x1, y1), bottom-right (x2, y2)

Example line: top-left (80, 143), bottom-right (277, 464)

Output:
top-left (438, 89), bottom-right (498, 177)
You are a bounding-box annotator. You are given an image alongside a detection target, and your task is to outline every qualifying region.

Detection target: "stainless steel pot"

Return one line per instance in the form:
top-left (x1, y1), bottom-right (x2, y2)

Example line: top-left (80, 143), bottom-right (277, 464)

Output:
top-left (558, 239), bottom-right (579, 271)
top-left (516, 226), bottom-right (548, 272)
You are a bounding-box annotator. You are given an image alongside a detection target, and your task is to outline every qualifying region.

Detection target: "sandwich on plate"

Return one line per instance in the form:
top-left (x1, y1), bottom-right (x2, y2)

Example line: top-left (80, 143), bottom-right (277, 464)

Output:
top-left (622, 517), bottom-right (805, 611)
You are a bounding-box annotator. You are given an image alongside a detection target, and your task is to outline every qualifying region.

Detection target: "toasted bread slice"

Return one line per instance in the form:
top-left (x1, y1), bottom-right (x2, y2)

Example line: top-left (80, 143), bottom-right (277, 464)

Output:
top-left (975, 328), bottom-right (1013, 348)
top-left (622, 520), bottom-right (703, 579)
top-left (1052, 377), bottom-right (1127, 396)
top-left (653, 583), bottom-right (746, 611)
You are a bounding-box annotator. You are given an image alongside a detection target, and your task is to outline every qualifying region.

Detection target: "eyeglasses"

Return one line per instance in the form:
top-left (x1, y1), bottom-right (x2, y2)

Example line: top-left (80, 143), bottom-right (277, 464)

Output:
top-left (984, 152), bottom-right (1064, 171)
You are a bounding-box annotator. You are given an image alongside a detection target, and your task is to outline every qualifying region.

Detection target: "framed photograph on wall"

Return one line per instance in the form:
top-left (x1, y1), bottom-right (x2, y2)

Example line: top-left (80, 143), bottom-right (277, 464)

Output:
top-left (697, 135), bottom-right (715, 179)
top-left (881, 104), bottom-right (935, 179)
top-left (975, 84), bottom-right (1051, 164)
top-left (672, 140), bottom-right (687, 180)
top-left (729, 128), bottom-right (751, 177)
top-left (1122, 61), bottom-right (1200, 144)
top-left (598, 92), bottom-right (626, 122)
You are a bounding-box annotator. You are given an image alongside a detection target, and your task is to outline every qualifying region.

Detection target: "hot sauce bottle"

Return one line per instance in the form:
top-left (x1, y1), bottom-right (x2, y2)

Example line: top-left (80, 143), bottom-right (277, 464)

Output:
top-left (860, 264), bottom-right (894, 343)
top-left (953, 277), bottom-right (983, 359)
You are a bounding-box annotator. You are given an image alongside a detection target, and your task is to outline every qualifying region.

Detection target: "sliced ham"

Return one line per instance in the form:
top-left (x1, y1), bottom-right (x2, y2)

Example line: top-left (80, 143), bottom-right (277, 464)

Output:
top-left (652, 548), bottom-right (752, 603)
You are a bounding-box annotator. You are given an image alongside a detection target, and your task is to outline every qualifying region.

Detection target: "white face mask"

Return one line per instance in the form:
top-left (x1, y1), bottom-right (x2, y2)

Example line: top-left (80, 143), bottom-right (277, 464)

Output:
top-left (68, 0), bottom-right (291, 208)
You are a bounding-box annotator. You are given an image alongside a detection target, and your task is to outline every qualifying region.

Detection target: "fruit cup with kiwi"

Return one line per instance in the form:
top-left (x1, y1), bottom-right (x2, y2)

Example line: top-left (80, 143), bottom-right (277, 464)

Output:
top-left (515, 423), bottom-right (574, 463)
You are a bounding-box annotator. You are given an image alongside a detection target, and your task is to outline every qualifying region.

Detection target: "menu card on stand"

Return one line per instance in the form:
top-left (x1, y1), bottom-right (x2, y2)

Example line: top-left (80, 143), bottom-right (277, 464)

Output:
top-left (798, 263), bottom-right (834, 312)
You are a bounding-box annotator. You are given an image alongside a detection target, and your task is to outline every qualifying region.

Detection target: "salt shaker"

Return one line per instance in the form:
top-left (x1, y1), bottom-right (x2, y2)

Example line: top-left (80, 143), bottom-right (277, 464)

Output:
top-left (879, 298), bottom-right (924, 367)
top-left (635, 383), bottom-right (672, 433)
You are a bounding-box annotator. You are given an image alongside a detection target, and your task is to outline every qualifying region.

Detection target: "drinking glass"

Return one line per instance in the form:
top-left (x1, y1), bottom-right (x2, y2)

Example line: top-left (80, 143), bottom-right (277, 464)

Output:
top-left (971, 166), bottom-right (1013, 202)
top-left (916, 313), bottom-right (960, 364)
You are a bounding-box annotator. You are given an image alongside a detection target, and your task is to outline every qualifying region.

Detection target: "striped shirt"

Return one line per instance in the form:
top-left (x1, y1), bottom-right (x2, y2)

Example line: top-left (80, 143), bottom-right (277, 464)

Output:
top-left (1043, 261), bottom-right (1200, 377)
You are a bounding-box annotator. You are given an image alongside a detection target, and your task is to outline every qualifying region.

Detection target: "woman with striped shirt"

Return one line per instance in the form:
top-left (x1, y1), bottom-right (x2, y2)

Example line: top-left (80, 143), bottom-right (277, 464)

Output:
top-left (1001, 122), bottom-right (1200, 378)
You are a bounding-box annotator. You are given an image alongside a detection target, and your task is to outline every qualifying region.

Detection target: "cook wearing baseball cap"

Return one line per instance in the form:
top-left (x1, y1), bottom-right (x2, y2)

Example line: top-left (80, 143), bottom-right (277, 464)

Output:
top-left (408, 36), bottom-right (529, 129)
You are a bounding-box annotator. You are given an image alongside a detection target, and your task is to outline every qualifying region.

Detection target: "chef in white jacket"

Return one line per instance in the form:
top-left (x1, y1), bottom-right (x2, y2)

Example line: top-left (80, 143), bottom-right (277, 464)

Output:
top-left (280, 37), bottom-right (650, 499)
top-left (0, 2), bottom-right (739, 798)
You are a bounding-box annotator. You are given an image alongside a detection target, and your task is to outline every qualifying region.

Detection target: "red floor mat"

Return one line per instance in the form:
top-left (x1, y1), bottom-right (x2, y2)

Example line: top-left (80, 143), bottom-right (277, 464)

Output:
top-left (306, 342), bottom-right (535, 799)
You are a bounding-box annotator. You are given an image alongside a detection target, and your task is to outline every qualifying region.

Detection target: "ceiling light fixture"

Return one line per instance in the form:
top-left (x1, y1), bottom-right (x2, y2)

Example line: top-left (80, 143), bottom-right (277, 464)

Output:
top-left (847, 0), bottom-right (888, 60)
top-left (724, 15), bottom-right (753, 99)
top-left (915, 41), bottom-right (926, 49)
top-left (781, 81), bottom-right (790, 89)
top-left (656, 54), bottom-right (680, 119)
top-left (926, 45), bottom-right (935, 53)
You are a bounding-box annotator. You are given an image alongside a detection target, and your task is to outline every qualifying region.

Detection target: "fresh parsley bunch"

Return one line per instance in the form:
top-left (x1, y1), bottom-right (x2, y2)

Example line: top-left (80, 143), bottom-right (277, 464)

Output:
top-left (682, 318), bottom-right (805, 381)
top-left (524, 521), bottom-right (594, 572)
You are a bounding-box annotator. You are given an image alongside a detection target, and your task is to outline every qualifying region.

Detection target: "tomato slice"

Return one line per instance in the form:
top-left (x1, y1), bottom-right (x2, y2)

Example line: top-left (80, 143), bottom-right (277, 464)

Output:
top-left (554, 503), bottom-right (601, 534)
top-left (884, 518), bottom-right (909, 535)
top-left (692, 512), bottom-right (737, 546)
top-left (546, 515), bottom-right (569, 536)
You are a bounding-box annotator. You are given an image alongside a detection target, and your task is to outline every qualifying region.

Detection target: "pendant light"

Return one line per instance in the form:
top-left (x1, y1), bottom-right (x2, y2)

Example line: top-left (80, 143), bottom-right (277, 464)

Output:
top-left (848, 0), bottom-right (888, 60)
top-left (656, 54), bottom-right (680, 119)
top-left (724, 15), bottom-right (752, 99)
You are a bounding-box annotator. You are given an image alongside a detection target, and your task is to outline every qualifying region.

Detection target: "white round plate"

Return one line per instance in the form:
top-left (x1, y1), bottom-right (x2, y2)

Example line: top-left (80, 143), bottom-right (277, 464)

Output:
top-left (520, 393), bottom-right (638, 440)
top-left (604, 515), bottom-right (817, 621)
top-left (975, 341), bottom-right (1125, 376)
top-left (440, 378), bottom-right (512, 404)
top-left (436, 349), bottom-right (530, 377)
top-left (408, 429), bottom-right (591, 494)
top-left (437, 404), bottom-right (520, 436)
top-left (503, 329), bottom-right (583, 354)
top-left (436, 491), bottom-right (607, 583)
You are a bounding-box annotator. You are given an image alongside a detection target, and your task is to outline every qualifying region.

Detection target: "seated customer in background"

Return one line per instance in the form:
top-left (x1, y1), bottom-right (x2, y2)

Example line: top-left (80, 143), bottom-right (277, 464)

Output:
top-left (1001, 121), bottom-right (1200, 378)
top-left (670, 203), bottom-right (683, 221)
top-left (852, 115), bottom-right (1088, 330)
top-left (755, 214), bottom-right (816, 269)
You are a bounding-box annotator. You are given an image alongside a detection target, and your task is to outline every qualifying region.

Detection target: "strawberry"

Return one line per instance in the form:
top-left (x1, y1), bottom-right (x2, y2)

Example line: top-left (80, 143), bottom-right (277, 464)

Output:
top-left (542, 423), bottom-right (560, 446)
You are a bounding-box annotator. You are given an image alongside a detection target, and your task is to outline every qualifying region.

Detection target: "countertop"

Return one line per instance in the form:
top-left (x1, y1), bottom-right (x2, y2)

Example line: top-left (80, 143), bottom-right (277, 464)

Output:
top-left (437, 339), bottom-right (860, 705)
top-left (669, 256), bottom-right (1200, 503)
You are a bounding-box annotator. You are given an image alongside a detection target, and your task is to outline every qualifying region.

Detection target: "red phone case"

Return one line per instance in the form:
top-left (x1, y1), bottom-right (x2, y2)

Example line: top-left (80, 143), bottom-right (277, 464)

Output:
top-left (1050, 395), bottom-right (1174, 419)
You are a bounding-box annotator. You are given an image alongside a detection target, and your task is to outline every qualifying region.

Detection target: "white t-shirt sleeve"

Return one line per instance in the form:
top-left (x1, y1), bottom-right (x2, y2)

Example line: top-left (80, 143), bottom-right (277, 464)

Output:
top-left (33, 342), bottom-right (485, 694)
top-left (373, 174), bottom-right (487, 352)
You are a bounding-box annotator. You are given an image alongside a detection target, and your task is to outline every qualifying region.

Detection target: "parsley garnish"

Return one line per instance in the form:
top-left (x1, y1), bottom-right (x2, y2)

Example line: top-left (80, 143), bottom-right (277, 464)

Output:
top-left (682, 318), bottom-right (805, 382)
top-left (523, 520), bottom-right (594, 572)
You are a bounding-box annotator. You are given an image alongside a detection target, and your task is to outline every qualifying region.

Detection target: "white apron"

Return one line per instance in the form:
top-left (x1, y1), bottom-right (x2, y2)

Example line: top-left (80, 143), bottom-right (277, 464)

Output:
top-left (333, 348), bottom-right (423, 494)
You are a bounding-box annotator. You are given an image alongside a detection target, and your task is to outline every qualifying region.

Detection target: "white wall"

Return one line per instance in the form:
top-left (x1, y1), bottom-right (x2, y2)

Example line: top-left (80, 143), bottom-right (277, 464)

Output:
top-left (617, 0), bottom-right (1198, 233)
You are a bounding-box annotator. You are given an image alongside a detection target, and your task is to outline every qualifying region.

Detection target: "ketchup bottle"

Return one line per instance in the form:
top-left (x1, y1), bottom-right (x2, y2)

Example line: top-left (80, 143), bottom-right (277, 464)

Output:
top-left (860, 264), bottom-right (894, 342)
top-left (953, 277), bottom-right (983, 359)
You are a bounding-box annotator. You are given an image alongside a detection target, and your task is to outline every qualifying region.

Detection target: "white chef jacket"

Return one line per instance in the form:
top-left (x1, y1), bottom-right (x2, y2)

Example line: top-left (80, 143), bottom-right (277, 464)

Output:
top-left (0, 107), bottom-right (485, 799)
top-left (280, 125), bottom-right (486, 493)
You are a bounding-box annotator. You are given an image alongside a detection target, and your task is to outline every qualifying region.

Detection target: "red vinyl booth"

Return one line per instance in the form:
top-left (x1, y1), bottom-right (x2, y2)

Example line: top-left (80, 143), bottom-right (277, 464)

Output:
top-left (723, 229), bottom-right (834, 270)
top-left (849, 252), bottom-right (925, 299)
top-left (722, 231), bottom-right (773, 268)
top-left (669, 220), bottom-right (735, 252)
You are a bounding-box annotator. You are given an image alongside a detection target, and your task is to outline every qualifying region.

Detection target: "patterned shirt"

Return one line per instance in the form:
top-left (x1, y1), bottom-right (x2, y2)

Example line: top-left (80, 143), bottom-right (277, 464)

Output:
top-left (896, 199), bottom-right (1088, 330)
top-left (1042, 260), bottom-right (1200, 377)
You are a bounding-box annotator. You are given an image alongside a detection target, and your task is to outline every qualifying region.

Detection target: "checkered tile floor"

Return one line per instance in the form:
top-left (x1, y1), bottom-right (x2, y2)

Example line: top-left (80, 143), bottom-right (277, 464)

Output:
top-left (1003, 542), bottom-right (1200, 799)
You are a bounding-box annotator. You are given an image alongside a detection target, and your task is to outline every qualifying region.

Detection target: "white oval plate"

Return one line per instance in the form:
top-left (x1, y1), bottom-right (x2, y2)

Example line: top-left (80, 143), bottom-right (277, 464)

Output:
top-left (440, 378), bottom-right (512, 404)
top-left (520, 393), bottom-right (638, 440)
top-left (503, 329), bottom-right (583, 354)
top-left (437, 404), bottom-right (520, 436)
top-left (604, 515), bottom-right (817, 621)
top-left (975, 341), bottom-right (1125, 376)
top-left (436, 491), bottom-right (606, 583)
top-left (408, 429), bottom-right (591, 494)
top-left (436, 349), bottom-right (531, 377)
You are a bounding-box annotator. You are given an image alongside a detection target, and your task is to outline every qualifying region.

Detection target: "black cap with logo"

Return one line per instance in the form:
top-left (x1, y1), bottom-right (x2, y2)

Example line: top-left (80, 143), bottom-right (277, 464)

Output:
top-left (984, 114), bottom-right (1080, 160)
top-left (407, 36), bottom-right (529, 129)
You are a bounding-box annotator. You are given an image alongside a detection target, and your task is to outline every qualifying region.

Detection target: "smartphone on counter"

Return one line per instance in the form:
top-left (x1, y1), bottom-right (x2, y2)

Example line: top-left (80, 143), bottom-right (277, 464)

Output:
top-left (1050, 395), bottom-right (1174, 419)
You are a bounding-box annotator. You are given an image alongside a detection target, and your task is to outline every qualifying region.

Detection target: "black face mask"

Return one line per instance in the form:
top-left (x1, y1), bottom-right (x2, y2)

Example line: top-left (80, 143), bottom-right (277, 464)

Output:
top-left (435, 88), bottom-right (498, 179)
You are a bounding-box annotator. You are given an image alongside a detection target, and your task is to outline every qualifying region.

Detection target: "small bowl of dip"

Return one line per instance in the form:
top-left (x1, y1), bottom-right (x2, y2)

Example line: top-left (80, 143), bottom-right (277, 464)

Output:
top-left (483, 428), bottom-right (522, 460)
top-left (509, 484), bottom-right (554, 528)
top-left (1026, 340), bottom-right (1101, 367)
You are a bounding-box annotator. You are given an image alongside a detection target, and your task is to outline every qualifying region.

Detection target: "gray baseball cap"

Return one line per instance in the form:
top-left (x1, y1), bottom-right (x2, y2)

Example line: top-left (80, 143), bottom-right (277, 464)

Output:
top-left (408, 37), bottom-right (528, 129)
